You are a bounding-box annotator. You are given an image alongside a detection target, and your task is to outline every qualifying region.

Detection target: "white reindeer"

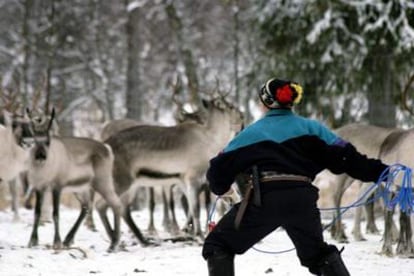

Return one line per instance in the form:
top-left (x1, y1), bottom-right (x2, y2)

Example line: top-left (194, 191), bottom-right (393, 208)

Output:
top-left (377, 128), bottom-right (414, 257)
top-left (99, 96), bottom-right (244, 244)
top-left (326, 123), bottom-right (414, 257)
top-left (0, 112), bottom-right (29, 187)
top-left (0, 112), bottom-right (30, 221)
top-left (321, 123), bottom-right (396, 242)
top-left (25, 108), bottom-right (124, 252)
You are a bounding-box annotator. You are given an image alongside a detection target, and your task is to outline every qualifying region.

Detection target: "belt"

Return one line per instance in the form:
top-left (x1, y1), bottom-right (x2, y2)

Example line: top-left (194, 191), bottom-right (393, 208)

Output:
top-left (234, 171), bottom-right (311, 230)
top-left (259, 173), bottom-right (312, 183)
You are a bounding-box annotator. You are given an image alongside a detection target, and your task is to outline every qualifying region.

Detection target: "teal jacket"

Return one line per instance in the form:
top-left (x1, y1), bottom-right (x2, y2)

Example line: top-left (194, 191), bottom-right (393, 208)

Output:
top-left (207, 109), bottom-right (388, 195)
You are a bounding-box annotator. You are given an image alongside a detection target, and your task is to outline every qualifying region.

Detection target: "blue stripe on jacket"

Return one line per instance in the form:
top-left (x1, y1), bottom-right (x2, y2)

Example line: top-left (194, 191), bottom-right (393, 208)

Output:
top-left (224, 109), bottom-right (341, 153)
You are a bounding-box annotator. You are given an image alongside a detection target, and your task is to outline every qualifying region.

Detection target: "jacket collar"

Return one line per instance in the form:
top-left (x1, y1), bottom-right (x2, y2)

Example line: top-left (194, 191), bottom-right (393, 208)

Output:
top-left (265, 108), bottom-right (294, 117)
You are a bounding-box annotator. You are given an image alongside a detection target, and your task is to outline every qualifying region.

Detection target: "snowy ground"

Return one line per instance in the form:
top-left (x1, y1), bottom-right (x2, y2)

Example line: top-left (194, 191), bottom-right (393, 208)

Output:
top-left (0, 205), bottom-right (413, 276)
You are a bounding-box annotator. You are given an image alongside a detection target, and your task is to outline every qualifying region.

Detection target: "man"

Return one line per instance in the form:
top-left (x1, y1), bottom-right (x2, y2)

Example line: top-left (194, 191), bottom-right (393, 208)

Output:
top-left (202, 78), bottom-right (389, 276)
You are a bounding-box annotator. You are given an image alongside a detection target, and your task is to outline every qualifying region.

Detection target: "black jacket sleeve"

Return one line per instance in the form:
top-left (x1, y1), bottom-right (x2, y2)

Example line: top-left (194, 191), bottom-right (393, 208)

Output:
top-left (322, 142), bottom-right (388, 183)
top-left (206, 151), bottom-right (240, 196)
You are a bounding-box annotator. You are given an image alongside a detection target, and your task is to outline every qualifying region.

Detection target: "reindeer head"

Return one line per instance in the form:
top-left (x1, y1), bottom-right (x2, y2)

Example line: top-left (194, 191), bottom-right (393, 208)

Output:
top-left (26, 107), bottom-right (55, 164)
top-left (174, 107), bottom-right (205, 125)
top-left (205, 90), bottom-right (245, 136)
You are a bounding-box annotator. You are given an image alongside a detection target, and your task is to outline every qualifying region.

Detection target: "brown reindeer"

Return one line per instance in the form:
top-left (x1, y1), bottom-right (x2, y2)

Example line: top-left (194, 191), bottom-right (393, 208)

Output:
top-left (98, 91), bottom-right (206, 237)
top-left (25, 108), bottom-right (124, 252)
top-left (101, 118), bottom-right (186, 237)
top-left (97, 95), bottom-right (243, 245)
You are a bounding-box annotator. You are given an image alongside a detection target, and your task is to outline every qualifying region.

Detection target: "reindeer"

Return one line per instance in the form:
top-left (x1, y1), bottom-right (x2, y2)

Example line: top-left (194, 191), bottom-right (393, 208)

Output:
top-left (25, 108), bottom-right (124, 252)
top-left (101, 118), bottom-right (186, 236)
top-left (0, 111), bottom-right (29, 188)
top-left (0, 89), bottom-right (55, 223)
top-left (325, 123), bottom-right (396, 242)
top-left (326, 123), bottom-right (414, 257)
top-left (98, 90), bottom-right (206, 237)
top-left (97, 95), bottom-right (243, 245)
top-left (0, 112), bottom-right (31, 221)
top-left (377, 128), bottom-right (414, 257)
top-left (0, 90), bottom-right (32, 221)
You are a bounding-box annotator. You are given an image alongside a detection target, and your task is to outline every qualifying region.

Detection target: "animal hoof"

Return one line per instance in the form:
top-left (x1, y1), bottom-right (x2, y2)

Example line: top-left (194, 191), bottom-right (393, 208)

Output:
top-left (53, 242), bottom-right (63, 250)
top-left (28, 240), bottom-right (38, 248)
top-left (63, 240), bottom-right (73, 248)
top-left (143, 238), bottom-right (160, 247)
top-left (106, 246), bottom-right (117, 253)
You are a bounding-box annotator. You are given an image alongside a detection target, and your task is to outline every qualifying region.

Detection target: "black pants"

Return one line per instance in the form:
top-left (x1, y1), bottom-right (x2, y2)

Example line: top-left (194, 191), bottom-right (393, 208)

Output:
top-left (202, 181), bottom-right (334, 274)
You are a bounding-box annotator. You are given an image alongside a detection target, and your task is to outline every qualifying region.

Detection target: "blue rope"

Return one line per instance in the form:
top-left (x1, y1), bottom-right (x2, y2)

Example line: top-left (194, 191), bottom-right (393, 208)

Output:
top-left (206, 164), bottom-right (414, 255)
top-left (380, 164), bottom-right (414, 214)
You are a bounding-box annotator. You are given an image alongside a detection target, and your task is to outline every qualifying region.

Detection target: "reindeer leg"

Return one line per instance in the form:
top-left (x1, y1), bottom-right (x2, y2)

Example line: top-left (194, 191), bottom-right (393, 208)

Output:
top-left (28, 189), bottom-right (44, 247)
top-left (8, 178), bottom-right (20, 222)
top-left (331, 183), bottom-right (348, 243)
top-left (84, 188), bottom-right (97, 232)
top-left (381, 208), bottom-right (395, 256)
top-left (352, 205), bottom-right (366, 241)
top-left (185, 180), bottom-right (202, 240)
top-left (396, 213), bottom-right (414, 257)
top-left (203, 183), bottom-right (212, 232)
top-left (352, 182), bottom-right (375, 241)
top-left (95, 194), bottom-right (122, 252)
top-left (161, 187), bottom-right (171, 231)
top-left (95, 199), bottom-right (113, 239)
top-left (181, 195), bottom-right (193, 233)
top-left (63, 204), bottom-right (88, 247)
top-left (365, 193), bottom-right (380, 234)
top-left (331, 178), bottom-right (349, 243)
top-left (168, 184), bottom-right (180, 235)
top-left (147, 187), bottom-right (157, 236)
top-left (405, 215), bottom-right (414, 257)
top-left (24, 186), bottom-right (35, 209)
top-left (63, 192), bottom-right (90, 247)
top-left (52, 188), bottom-right (62, 250)
top-left (123, 203), bottom-right (151, 246)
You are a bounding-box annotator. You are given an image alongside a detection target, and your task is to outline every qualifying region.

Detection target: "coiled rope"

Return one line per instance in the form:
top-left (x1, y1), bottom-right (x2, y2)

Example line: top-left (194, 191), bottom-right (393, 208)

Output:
top-left (206, 164), bottom-right (414, 254)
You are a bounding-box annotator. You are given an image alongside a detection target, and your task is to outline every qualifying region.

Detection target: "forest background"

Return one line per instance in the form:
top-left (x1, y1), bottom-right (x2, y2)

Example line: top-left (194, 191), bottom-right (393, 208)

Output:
top-left (0, 0), bottom-right (414, 137)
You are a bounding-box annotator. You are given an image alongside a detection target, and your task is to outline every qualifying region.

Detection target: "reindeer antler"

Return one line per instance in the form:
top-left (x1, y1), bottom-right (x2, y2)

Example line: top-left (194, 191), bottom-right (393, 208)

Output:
top-left (401, 73), bottom-right (414, 116)
top-left (171, 75), bottom-right (185, 110)
top-left (0, 87), bottom-right (22, 114)
top-left (31, 74), bottom-right (47, 112)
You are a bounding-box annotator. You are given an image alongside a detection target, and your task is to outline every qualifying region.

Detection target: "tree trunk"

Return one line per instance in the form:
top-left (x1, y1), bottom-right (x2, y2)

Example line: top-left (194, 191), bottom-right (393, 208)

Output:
top-left (232, 0), bottom-right (240, 105)
top-left (165, 1), bottom-right (200, 104)
top-left (366, 50), bottom-right (396, 128)
top-left (21, 0), bottom-right (33, 107)
top-left (125, 2), bottom-right (142, 120)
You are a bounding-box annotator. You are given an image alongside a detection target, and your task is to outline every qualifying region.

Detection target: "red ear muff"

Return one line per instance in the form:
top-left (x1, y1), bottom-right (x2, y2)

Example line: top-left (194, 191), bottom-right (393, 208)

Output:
top-left (275, 85), bottom-right (293, 105)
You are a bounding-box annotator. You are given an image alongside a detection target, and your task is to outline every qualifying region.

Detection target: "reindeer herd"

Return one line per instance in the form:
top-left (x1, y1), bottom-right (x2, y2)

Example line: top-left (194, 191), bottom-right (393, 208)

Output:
top-left (0, 91), bottom-right (413, 258)
top-left (0, 90), bottom-right (244, 252)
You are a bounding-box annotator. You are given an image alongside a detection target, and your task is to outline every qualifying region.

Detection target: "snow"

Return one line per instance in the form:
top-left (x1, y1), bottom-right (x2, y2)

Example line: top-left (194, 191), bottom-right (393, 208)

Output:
top-left (0, 204), bottom-right (414, 276)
